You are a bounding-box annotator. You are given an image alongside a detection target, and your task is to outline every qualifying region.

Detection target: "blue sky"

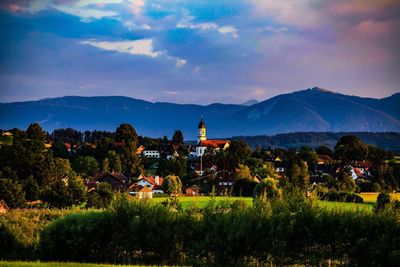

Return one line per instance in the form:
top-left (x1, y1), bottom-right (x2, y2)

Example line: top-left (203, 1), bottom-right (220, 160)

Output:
top-left (0, 0), bottom-right (399, 104)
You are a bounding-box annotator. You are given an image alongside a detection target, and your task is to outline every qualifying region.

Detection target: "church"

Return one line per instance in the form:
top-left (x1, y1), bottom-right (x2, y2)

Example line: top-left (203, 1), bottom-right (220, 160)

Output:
top-left (195, 118), bottom-right (230, 157)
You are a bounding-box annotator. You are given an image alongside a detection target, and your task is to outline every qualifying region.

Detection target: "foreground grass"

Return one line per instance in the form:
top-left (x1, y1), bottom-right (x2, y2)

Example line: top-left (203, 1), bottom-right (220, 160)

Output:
top-left (0, 262), bottom-right (171, 267)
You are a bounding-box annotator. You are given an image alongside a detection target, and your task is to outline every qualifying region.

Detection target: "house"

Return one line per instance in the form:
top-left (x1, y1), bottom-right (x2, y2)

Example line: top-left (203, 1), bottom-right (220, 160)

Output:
top-left (195, 118), bottom-right (230, 157)
top-left (136, 145), bottom-right (145, 156)
top-left (133, 175), bottom-right (164, 190)
top-left (186, 185), bottom-right (200, 196)
top-left (142, 149), bottom-right (161, 158)
top-left (318, 155), bottom-right (334, 165)
top-left (137, 187), bottom-right (153, 199)
top-left (94, 172), bottom-right (129, 190)
top-left (216, 170), bottom-right (235, 194)
top-left (0, 200), bottom-right (9, 213)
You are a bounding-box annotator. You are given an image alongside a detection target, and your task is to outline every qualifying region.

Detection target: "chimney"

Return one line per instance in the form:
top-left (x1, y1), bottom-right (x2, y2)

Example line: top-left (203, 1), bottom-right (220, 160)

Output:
top-left (155, 176), bottom-right (159, 185)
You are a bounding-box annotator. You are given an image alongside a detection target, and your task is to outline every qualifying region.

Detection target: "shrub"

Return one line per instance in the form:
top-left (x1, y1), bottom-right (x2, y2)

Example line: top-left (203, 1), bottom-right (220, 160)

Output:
top-left (376, 192), bottom-right (391, 213)
top-left (318, 191), bottom-right (363, 203)
top-left (0, 209), bottom-right (72, 260)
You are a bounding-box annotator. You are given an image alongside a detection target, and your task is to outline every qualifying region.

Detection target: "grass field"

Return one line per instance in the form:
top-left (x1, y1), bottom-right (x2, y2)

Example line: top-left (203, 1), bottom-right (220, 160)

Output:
top-left (150, 196), bottom-right (375, 212)
top-left (0, 262), bottom-right (169, 267)
top-left (360, 193), bottom-right (400, 203)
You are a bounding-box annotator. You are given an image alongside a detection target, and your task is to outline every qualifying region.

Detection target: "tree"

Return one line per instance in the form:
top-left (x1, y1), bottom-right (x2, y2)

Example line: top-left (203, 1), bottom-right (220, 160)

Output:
top-left (226, 140), bottom-right (252, 170)
top-left (287, 160), bottom-right (309, 188)
top-left (172, 130), bottom-right (184, 145)
top-left (335, 135), bottom-right (368, 162)
top-left (162, 175), bottom-right (182, 195)
top-left (87, 182), bottom-right (114, 208)
top-left (41, 175), bottom-right (87, 208)
top-left (103, 151), bottom-right (122, 173)
top-left (115, 123), bottom-right (138, 146)
top-left (298, 146), bottom-right (318, 173)
top-left (0, 178), bottom-right (26, 208)
top-left (316, 145), bottom-right (333, 157)
top-left (235, 164), bottom-right (252, 180)
top-left (26, 123), bottom-right (46, 141)
top-left (253, 177), bottom-right (281, 199)
top-left (233, 179), bottom-right (258, 197)
top-left (54, 158), bottom-right (73, 179)
top-left (22, 175), bottom-right (40, 201)
top-left (51, 142), bottom-right (70, 159)
top-left (336, 168), bottom-right (356, 192)
top-left (73, 156), bottom-right (99, 177)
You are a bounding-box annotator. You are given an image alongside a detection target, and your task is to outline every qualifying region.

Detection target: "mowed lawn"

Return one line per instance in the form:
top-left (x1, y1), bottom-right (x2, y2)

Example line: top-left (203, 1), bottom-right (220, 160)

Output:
top-left (151, 196), bottom-right (375, 212)
top-left (0, 262), bottom-right (171, 267)
top-left (360, 193), bottom-right (400, 203)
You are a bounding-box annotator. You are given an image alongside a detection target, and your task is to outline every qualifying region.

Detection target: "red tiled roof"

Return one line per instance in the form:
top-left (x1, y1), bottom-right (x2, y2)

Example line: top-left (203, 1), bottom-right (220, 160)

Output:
top-left (198, 140), bottom-right (229, 149)
top-left (64, 143), bottom-right (71, 149)
top-left (143, 177), bottom-right (164, 186)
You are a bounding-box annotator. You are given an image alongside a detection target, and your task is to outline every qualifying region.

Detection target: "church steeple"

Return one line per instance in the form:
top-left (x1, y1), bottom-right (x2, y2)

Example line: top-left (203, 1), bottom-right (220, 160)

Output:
top-left (198, 117), bottom-right (206, 142)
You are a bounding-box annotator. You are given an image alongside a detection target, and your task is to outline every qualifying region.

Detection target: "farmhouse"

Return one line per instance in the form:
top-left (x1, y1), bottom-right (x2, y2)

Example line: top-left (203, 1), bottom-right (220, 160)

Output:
top-left (132, 174), bottom-right (164, 190)
top-left (93, 172), bottom-right (129, 190)
top-left (137, 186), bottom-right (153, 199)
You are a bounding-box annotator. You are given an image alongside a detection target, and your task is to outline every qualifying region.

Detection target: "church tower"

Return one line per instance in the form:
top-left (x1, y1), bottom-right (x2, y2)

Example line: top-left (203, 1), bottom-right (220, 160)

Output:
top-left (198, 117), bottom-right (206, 142)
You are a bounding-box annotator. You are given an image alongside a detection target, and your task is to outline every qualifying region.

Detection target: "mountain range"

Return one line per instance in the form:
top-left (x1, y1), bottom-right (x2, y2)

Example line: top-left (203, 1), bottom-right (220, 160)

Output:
top-left (0, 87), bottom-right (399, 139)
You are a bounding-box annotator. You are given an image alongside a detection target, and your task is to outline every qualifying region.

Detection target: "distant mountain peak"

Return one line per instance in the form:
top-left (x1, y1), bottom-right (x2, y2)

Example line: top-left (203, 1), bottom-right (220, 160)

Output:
top-left (241, 99), bottom-right (259, 106)
top-left (310, 87), bottom-right (335, 93)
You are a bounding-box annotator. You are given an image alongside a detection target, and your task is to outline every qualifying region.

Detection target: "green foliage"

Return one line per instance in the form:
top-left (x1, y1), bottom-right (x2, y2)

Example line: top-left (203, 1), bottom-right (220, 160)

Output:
top-left (335, 135), bottom-right (368, 162)
top-left (115, 123), bottom-right (138, 146)
top-left (171, 130), bottom-right (184, 145)
top-left (41, 176), bottom-right (87, 208)
top-left (376, 192), bottom-right (391, 213)
top-left (73, 156), bottom-right (99, 178)
top-left (253, 177), bottom-right (282, 199)
top-left (162, 175), bottom-right (182, 195)
top-left (1, 195), bottom-right (400, 265)
top-left (26, 123), bottom-right (46, 141)
top-left (0, 209), bottom-right (72, 260)
top-left (235, 164), bottom-right (252, 180)
top-left (318, 191), bottom-right (364, 203)
top-left (87, 182), bottom-right (115, 209)
top-left (0, 178), bottom-right (26, 208)
top-left (226, 140), bottom-right (252, 169)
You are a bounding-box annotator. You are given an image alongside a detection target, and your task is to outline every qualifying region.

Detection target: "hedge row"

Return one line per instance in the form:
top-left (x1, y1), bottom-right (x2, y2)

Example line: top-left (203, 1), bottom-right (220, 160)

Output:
top-left (1, 194), bottom-right (400, 266)
top-left (318, 191), bottom-right (364, 203)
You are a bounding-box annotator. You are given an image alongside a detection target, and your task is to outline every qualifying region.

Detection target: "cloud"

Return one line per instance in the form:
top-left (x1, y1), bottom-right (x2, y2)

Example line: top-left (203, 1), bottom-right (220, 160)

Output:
top-left (175, 58), bottom-right (187, 67)
top-left (81, 38), bottom-right (187, 67)
top-left (176, 12), bottom-right (238, 38)
top-left (123, 21), bottom-right (151, 30)
top-left (55, 5), bottom-right (119, 22)
top-left (129, 0), bottom-right (145, 15)
top-left (217, 26), bottom-right (239, 38)
top-left (81, 39), bottom-right (162, 57)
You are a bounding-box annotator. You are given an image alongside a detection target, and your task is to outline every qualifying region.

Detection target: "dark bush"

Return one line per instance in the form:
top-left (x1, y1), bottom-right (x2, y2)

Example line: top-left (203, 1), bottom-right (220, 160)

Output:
top-left (376, 192), bottom-right (391, 213)
top-left (318, 191), bottom-right (363, 203)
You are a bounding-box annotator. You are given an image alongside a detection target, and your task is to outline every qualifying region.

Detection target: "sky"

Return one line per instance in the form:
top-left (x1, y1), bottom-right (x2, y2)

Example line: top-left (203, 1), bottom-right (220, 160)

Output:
top-left (0, 0), bottom-right (399, 104)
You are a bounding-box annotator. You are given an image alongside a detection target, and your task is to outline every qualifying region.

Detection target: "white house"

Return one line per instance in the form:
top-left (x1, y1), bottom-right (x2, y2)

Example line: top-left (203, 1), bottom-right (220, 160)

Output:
top-left (142, 150), bottom-right (161, 158)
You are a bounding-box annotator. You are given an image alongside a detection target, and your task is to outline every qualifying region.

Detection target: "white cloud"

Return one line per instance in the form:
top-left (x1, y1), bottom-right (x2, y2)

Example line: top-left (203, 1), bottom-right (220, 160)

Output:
top-left (81, 39), bottom-right (187, 68)
top-left (123, 21), bottom-right (152, 30)
top-left (55, 5), bottom-right (118, 21)
top-left (177, 12), bottom-right (238, 38)
top-left (81, 39), bottom-right (161, 57)
top-left (175, 58), bottom-right (187, 68)
top-left (217, 26), bottom-right (239, 38)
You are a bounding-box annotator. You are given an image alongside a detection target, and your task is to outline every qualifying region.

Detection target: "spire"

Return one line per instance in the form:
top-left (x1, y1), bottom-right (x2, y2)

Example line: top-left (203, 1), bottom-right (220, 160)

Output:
top-left (198, 117), bottom-right (206, 129)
